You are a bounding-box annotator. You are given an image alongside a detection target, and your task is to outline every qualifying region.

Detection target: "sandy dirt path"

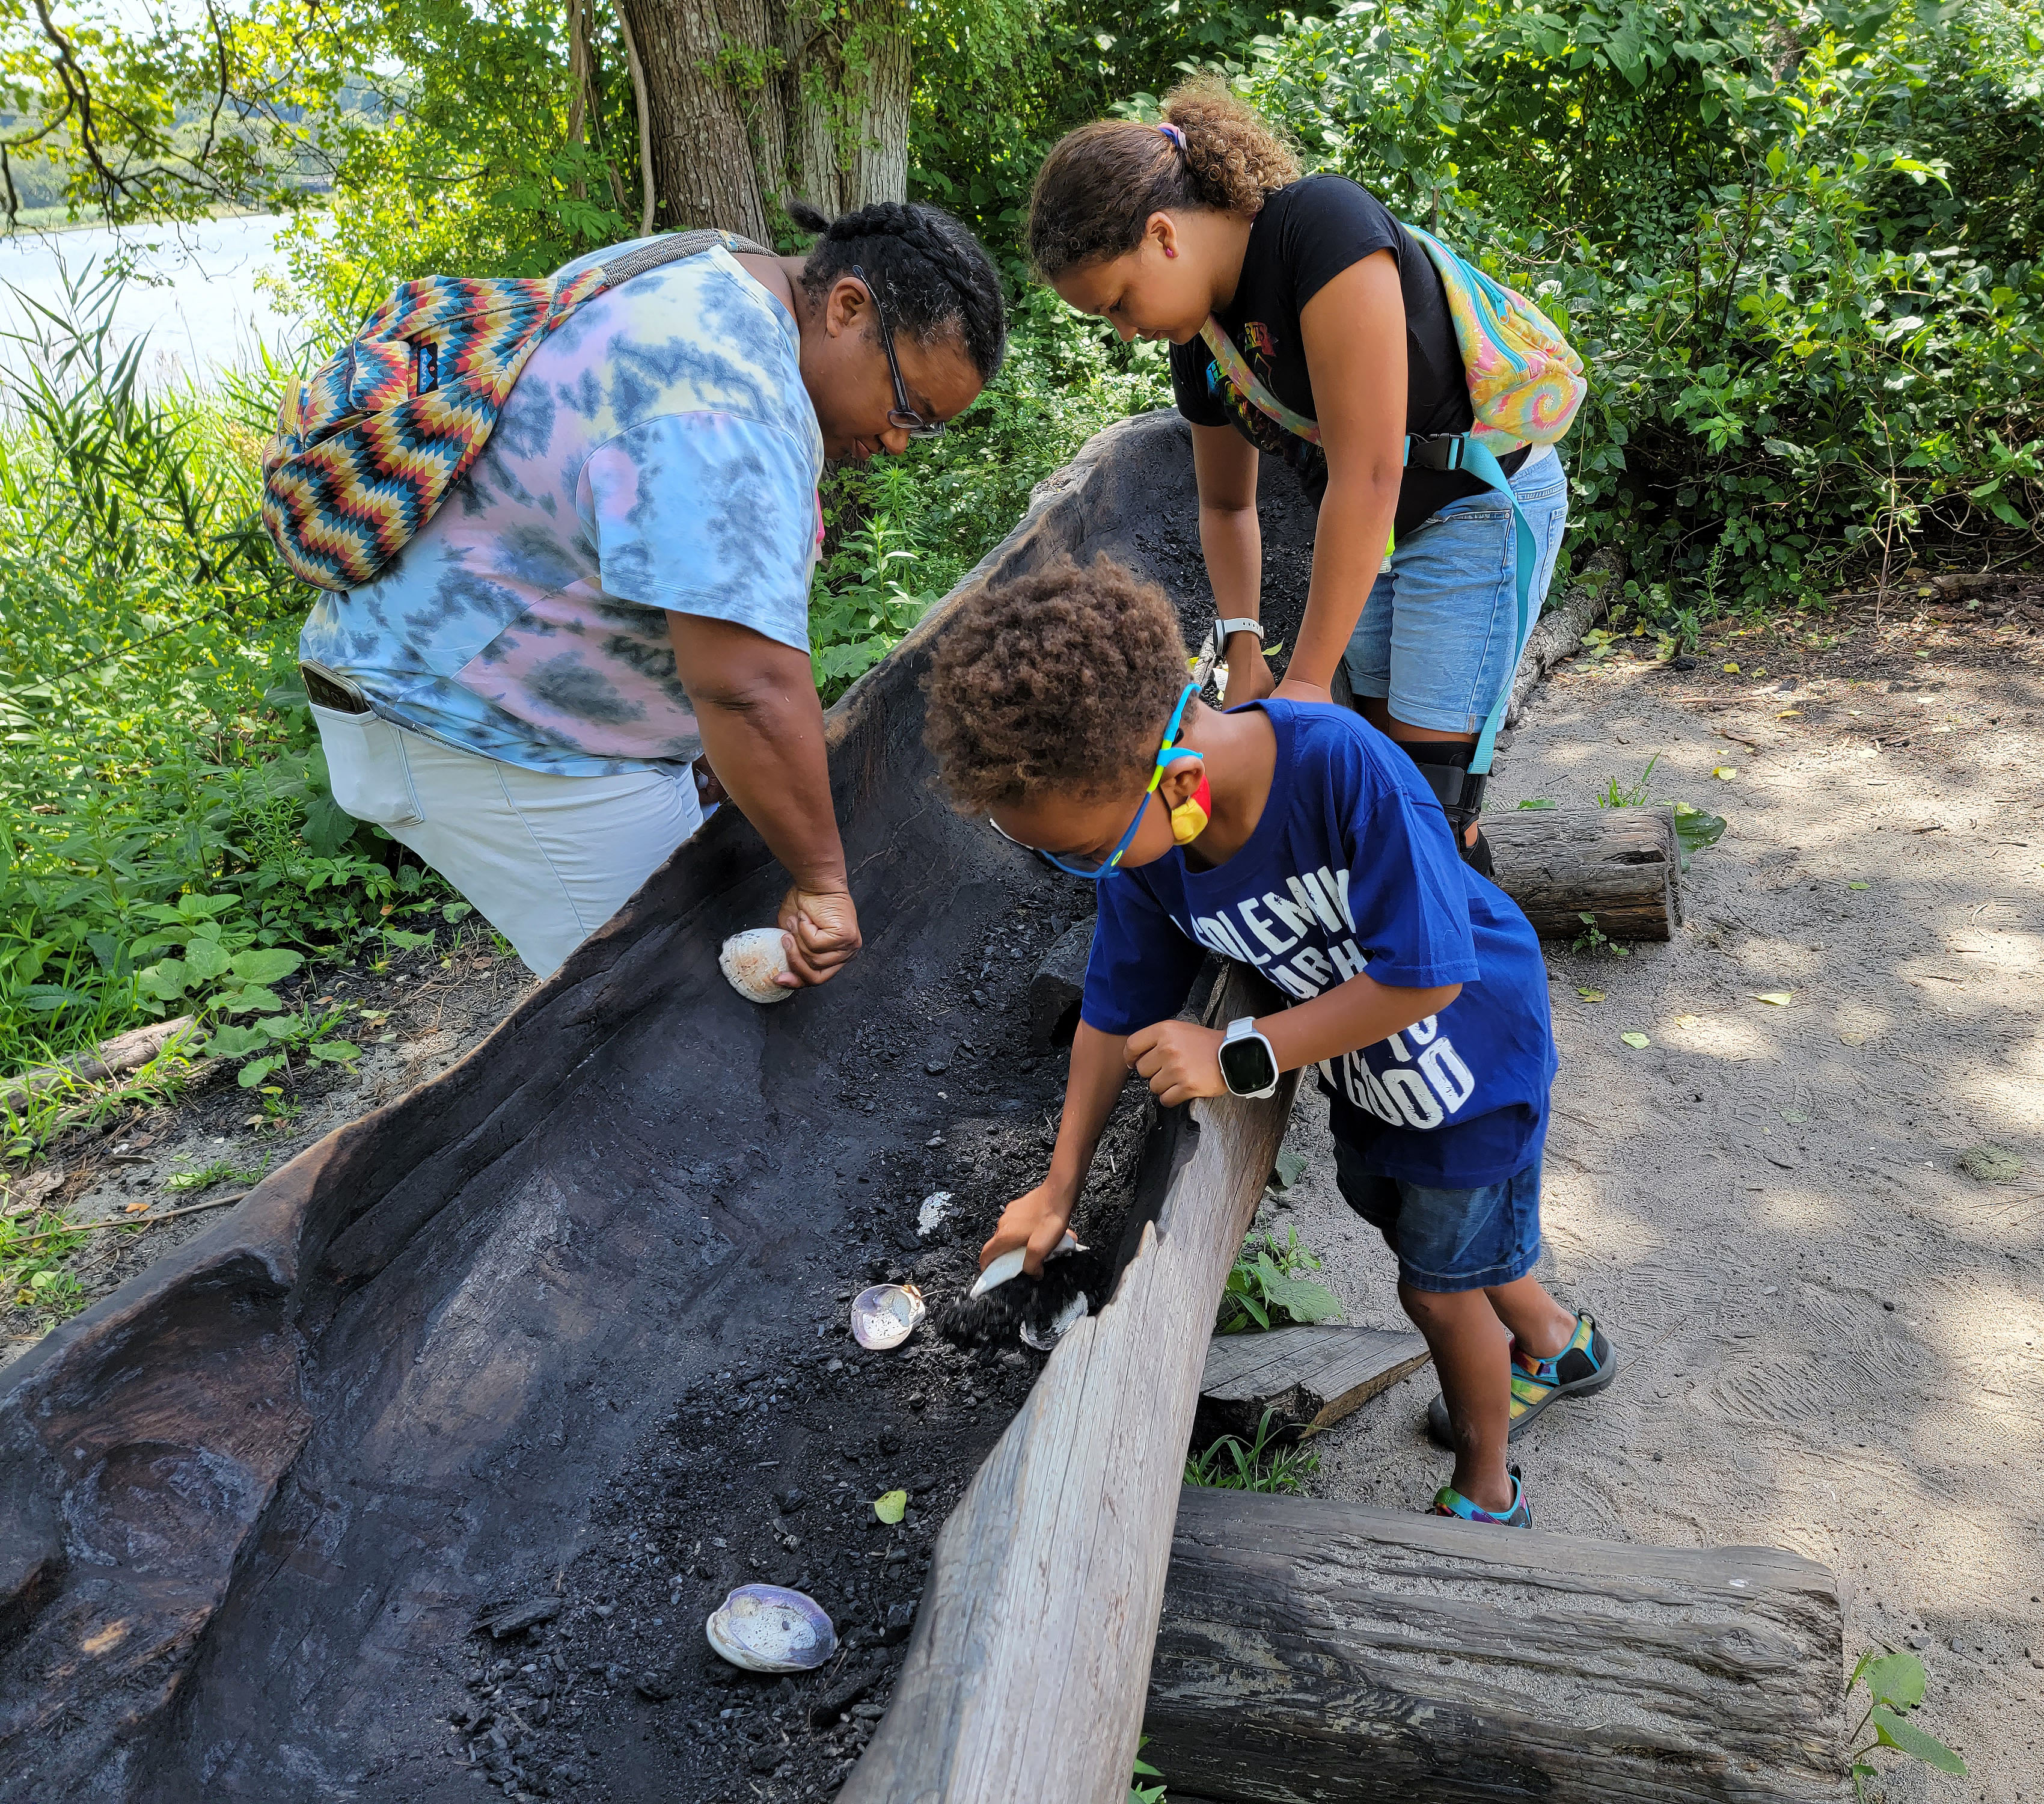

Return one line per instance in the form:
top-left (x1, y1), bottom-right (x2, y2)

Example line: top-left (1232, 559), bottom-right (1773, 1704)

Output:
top-left (1270, 589), bottom-right (2044, 1802)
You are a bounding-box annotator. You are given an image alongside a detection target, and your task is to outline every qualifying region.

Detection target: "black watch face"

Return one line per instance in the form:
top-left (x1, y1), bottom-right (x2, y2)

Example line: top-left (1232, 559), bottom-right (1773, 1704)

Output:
top-left (1218, 1033), bottom-right (1278, 1095)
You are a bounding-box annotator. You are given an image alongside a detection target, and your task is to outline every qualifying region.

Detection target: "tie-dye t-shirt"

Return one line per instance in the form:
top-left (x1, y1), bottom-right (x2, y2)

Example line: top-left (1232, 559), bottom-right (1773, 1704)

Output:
top-left (299, 240), bottom-right (824, 776)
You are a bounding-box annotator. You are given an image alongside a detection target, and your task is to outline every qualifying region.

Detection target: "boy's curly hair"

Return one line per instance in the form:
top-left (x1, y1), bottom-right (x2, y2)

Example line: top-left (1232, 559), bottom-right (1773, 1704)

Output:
top-left (925, 556), bottom-right (1188, 814)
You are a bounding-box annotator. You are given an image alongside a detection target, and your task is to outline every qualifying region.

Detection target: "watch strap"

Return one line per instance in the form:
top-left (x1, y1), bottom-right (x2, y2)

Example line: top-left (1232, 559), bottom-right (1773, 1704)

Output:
top-left (1214, 618), bottom-right (1263, 649)
top-left (1225, 1016), bottom-right (1256, 1040)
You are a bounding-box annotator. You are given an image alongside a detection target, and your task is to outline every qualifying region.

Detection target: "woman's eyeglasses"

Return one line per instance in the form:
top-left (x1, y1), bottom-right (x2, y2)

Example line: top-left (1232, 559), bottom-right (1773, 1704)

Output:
top-left (852, 264), bottom-right (944, 440)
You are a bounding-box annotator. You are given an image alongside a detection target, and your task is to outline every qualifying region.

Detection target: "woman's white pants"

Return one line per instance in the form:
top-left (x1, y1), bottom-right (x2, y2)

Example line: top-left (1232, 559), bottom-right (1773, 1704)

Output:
top-left (313, 705), bottom-right (703, 979)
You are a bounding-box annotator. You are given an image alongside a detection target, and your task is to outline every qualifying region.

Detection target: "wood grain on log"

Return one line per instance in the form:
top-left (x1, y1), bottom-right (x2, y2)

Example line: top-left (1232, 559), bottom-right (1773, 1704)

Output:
top-left (839, 965), bottom-right (1300, 1804)
top-left (1487, 804), bottom-right (1680, 940)
top-left (1196, 1324), bottom-right (1431, 1444)
top-left (1146, 1488), bottom-right (1844, 1804)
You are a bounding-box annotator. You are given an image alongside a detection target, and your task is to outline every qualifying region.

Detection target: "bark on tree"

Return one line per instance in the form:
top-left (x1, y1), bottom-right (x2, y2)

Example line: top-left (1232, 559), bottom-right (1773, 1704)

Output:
top-left (616, 0), bottom-right (911, 239)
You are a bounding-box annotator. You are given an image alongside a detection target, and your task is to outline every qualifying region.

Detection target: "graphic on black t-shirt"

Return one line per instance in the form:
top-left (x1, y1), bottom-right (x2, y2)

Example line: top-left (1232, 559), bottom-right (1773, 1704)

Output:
top-left (1199, 318), bottom-right (1327, 491)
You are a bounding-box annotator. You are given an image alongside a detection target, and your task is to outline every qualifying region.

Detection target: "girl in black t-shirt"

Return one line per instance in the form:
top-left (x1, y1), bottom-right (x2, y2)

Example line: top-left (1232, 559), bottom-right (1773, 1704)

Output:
top-left (1027, 79), bottom-right (1571, 871)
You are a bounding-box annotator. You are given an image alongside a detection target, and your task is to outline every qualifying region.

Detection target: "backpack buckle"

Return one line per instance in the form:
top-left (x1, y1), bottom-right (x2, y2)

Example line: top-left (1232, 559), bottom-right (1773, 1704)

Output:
top-left (1403, 433), bottom-right (1466, 473)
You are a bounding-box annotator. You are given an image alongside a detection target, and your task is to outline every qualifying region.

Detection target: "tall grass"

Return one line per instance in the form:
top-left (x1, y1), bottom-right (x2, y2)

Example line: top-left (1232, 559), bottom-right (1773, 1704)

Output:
top-left (0, 266), bottom-right (445, 1102)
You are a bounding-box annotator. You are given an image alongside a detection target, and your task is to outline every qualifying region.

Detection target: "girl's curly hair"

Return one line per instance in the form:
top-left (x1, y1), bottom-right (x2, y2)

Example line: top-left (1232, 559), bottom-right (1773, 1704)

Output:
top-left (925, 556), bottom-right (1188, 814)
top-left (1027, 76), bottom-right (1302, 279)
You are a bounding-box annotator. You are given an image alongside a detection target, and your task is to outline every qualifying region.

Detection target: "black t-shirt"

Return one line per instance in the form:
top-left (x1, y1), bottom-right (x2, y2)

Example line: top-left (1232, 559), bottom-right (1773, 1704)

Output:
top-left (1170, 174), bottom-right (1523, 538)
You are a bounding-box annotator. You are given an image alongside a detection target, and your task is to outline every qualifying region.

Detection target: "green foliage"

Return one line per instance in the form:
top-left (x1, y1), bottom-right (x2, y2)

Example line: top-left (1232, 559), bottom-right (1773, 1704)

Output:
top-left (1239, 0), bottom-right (2044, 615)
top-left (810, 293), bottom-right (1172, 696)
top-left (1217, 1224), bottom-right (1345, 1334)
top-left (1848, 1648), bottom-right (1966, 1797)
top-left (0, 272), bottom-right (446, 1091)
top-left (1184, 1405), bottom-right (1321, 1493)
top-left (1593, 752), bottom-right (1663, 809)
top-left (0, 1204), bottom-right (94, 1316)
top-left (1129, 1735), bottom-right (1167, 1804)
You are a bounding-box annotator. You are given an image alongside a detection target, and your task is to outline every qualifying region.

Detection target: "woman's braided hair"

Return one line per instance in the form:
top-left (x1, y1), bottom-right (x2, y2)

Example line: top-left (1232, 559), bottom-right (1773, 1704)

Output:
top-left (1027, 76), bottom-right (1302, 279)
top-left (924, 556), bottom-right (1188, 815)
top-left (788, 198), bottom-right (1008, 381)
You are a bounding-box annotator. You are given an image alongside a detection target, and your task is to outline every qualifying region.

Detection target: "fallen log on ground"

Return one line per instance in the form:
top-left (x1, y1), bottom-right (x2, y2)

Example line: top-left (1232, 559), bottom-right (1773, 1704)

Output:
top-left (839, 966), bottom-right (1301, 1804)
top-left (1486, 803), bottom-right (1680, 940)
top-left (1146, 1487), bottom-right (1844, 1804)
top-left (1195, 1322), bottom-right (1430, 1445)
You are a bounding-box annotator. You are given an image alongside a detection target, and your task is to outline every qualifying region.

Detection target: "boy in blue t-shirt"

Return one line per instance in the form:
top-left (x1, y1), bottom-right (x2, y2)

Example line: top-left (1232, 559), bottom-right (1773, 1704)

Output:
top-left (923, 558), bottom-right (1615, 1526)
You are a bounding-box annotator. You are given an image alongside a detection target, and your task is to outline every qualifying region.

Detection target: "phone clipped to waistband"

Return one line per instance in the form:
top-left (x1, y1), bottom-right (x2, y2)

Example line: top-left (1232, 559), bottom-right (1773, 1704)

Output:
top-left (299, 660), bottom-right (373, 715)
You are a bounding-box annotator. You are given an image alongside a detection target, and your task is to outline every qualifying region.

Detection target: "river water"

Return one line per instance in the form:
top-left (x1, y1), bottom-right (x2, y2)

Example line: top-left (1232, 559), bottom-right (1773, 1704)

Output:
top-left (0, 213), bottom-right (300, 390)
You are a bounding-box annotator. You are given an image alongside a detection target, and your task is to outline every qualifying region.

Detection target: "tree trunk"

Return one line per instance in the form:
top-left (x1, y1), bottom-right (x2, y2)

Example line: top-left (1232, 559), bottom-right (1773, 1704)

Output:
top-left (619, 0), bottom-right (910, 238)
top-left (619, 0), bottom-right (776, 238)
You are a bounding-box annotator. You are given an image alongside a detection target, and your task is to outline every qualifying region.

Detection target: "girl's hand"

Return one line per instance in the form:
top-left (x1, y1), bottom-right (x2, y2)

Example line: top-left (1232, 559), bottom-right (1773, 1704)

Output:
top-left (1273, 676), bottom-right (1332, 707)
top-left (1125, 1020), bottom-right (1228, 1106)
top-left (980, 1185), bottom-right (1077, 1278)
top-left (1220, 636), bottom-right (1276, 707)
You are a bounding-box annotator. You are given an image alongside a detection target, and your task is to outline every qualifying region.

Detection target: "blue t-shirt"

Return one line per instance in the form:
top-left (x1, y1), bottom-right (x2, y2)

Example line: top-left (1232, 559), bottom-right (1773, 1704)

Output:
top-left (1080, 701), bottom-right (1556, 1189)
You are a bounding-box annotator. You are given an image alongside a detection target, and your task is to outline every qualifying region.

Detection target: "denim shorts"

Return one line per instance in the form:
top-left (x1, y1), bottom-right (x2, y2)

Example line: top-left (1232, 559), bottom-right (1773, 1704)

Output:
top-left (1344, 447), bottom-right (1571, 734)
top-left (1331, 1133), bottom-right (1543, 1293)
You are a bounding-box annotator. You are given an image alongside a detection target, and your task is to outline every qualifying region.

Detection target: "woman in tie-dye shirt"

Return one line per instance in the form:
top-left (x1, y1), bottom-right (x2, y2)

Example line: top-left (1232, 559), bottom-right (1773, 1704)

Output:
top-left (300, 201), bottom-right (1007, 980)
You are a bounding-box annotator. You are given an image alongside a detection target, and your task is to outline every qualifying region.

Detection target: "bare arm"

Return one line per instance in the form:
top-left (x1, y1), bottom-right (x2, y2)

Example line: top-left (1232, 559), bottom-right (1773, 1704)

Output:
top-left (979, 1020), bottom-right (1128, 1275)
top-left (667, 611), bottom-right (861, 987)
top-left (1127, 972), bottom-right (1461, 1107)
top-left (1191, 423), bottom-right (1266, 707)
top-left (1282, 249), bottom-right (1408, 701)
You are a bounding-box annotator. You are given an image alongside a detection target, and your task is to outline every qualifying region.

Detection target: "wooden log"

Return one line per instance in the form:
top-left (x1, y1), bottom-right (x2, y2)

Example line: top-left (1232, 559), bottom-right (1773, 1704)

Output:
top-left (1486, 803), bottom-right (1681, 941)
top-left (839, 965), bottom-right (1300, 1804)
top-left (1195, 1323), bottom-right (1431, 1446)
top-left (1145, 1488), bottom-right (1845, 1804)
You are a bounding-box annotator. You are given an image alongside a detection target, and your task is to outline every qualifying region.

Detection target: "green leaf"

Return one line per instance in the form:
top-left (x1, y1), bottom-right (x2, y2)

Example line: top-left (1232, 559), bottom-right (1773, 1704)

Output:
top-left (228, 948), bottom-right (304, 985)
top-left (1870, 1705), bottom-right (1966, 1773)
top-left (218, 984), bottom-right (286, 1017)
top-left (203, 1023), bottom-right (272, 1059)
top-left (1261, 1271), bottom-right (1345, 1324)
top-left (1864, 1652), bottom-right (1925, 1710)
top-left (182, 937), bottom-right (232, 981)
top-left (136, 959), bottom-right (189, 1002)
top-left (1621, 1031), bottom-right (1651, 1048)
top-left (305, 1039), bottom-right (361, 1064)
top-left (237, 1055), bottom-right (285, 1089)
top-left (1270, 1147), bottom-right (1307, 1192)
top-left (301, 789), bottom-right (358, 859)
top-left (1515, 798), bottom-right (1556, 810)
top-left (874, 1489), bottom-right (908, 1524)
top-left (441, 901), bottom-right (474, 924)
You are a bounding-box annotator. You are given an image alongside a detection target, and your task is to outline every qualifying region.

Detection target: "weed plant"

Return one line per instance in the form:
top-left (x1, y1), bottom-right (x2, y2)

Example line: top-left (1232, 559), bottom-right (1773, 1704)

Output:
top-left (1184, 1406), bottom-right (1321, 1494)
top-left (1217, 1224), bottom-right (1345, 1334)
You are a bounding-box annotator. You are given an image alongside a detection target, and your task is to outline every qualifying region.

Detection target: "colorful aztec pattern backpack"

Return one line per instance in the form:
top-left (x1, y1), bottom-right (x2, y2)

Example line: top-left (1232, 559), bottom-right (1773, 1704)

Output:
top-left (1198, 221), bottom-right (1586, 776)
top-left (262, 229), bottom-right (769, 593)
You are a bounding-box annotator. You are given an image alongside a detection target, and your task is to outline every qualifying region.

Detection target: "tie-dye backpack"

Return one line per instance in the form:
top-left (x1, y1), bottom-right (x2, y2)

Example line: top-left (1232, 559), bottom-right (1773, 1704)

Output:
top-left (262, 229), bottom-right (770, 593)
top-left (1198, 222), bottom-right (1585, 775)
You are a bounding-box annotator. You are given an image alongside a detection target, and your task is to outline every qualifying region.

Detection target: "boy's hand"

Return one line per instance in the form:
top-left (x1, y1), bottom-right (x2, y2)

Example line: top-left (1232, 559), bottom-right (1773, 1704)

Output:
top-left (980, 1185), bottom-right (1076, 1278)
top-left (1126, 1020), bottom-right (1228, 1106)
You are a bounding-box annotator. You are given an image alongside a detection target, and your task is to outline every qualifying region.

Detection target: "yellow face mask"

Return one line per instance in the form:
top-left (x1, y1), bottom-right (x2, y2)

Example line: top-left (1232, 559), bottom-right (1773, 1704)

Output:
top-left (1167, 759), bottom-right (1212, 845)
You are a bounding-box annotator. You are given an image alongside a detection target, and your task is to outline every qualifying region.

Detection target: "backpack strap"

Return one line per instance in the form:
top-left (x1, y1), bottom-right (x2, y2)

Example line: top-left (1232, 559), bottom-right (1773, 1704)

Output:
top-left (1406, 432), bottom-right (1541, 776)
top-left (1199, 316), bottom-right (1546, 779)
top-left (577, 229), bottom-right (775, 300)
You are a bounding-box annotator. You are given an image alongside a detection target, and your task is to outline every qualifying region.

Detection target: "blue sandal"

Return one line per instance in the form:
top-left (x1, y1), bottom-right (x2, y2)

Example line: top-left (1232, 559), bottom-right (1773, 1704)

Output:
top-left (1428, 1310), bottom-right (1616, 1449)
top-left (1431, 1463), bottom-right (1532, 1527)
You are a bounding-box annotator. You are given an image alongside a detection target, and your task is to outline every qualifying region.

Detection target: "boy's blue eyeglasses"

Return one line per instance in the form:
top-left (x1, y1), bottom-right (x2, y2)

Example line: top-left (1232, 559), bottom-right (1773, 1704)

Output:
top-left (988, 682), bottom-right (1200, 880)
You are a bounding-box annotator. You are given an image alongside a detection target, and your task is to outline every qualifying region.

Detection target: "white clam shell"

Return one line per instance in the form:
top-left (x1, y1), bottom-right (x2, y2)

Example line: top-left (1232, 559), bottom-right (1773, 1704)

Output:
top-left (705, 1584), bottom-right (836, 1673)
top-left (968, 1230), bottom-right (1081, 1300)
top-left (851, 1281), bottom-right (925, 1350)
top-left (1020, 1290), bottom-right (1089, 1352)
top-left (719, 927), bottom-right (794, 1004)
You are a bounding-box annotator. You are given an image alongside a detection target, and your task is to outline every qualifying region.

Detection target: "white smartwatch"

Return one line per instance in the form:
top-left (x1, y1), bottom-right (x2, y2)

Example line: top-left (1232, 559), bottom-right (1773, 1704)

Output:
top-left (1217, 1016), bottom-right (1281, 1099)
top-left (1212, 617), bottom-right (1264, 661)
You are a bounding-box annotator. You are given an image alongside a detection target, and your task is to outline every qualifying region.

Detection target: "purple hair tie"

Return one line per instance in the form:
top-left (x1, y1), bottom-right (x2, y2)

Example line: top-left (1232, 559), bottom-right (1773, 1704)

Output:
top-left (1156, 121), bottom-right (1187, 151)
